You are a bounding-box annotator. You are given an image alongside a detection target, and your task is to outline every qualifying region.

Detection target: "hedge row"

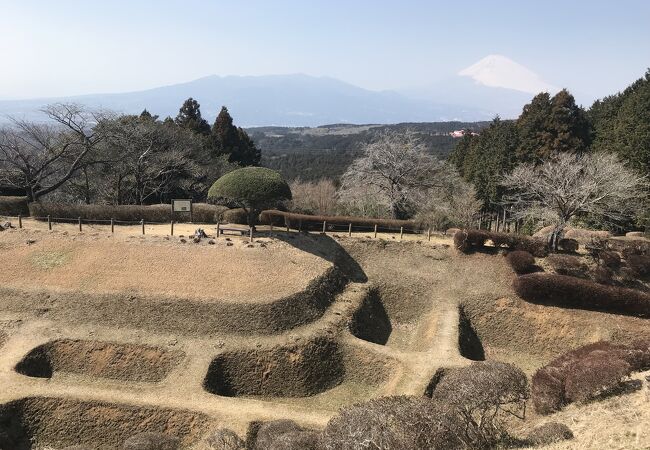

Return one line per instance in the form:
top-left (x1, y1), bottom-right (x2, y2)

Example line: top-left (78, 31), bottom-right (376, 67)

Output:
top-left (455, 229), bottom-right (548, 257)
top-left (0, 196), bottom-right (29, 216)
top-left (260, 210), bottom-right (418, 231)
top-left (27, 202), bottom-right (228, 224)
top-left (506, 251), bottom-right (537, 274)
top-left (513, 273), bottom-right (650, 317)
top-left (532, 340), bottom-right (650, 414)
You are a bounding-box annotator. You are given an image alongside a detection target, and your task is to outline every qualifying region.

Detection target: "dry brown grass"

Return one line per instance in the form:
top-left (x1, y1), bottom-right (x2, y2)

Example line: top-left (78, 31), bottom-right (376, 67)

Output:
top-left (0, 225), bottom-right (329, 303)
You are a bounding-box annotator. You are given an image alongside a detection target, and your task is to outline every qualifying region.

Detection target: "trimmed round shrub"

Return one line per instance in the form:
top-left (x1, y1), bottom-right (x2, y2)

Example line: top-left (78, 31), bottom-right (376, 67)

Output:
top-left (592, 266), bottom-right (614, 285)
top-left (0, 196), bottom-right (29, 216)
top-left (122, 432), bottom-right (179, 450)
top-left (506, 251), bottom-right (536, 274)
top-left (527, 422), bottom-right (573, 446)
top-left (430, 361), bottom-right (529, 448)
top-left (599, 250), bottom-right (621, 269)
top-left (513, 273), bottom-right (650, 317)
top-left (627, 254), bottom-right (650, 277)
top-left (220, 208), bottom-right (248, 225)
top-left (253, 420), bottom-right (304, 450)
top-left (547, 254), bottom-right (589, 278)
top-left (268, 431), bottom-right (319, 450)
top-left (320, 396), bottom-right (461, 450)
top-left (204, 428), bottom-right (245, 450)
top-left (558, 238), bottom-right (579, 253)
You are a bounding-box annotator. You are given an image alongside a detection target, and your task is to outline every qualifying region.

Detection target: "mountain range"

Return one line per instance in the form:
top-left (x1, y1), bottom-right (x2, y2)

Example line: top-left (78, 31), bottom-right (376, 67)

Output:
top-left (0, 55), bottom-right (558, 126)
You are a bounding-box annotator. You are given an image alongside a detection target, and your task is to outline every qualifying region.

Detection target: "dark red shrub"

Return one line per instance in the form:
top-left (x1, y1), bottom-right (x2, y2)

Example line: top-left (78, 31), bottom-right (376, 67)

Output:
top-left (626, 254), bottom-right (650, 277)
top-left (599, 250), bottom-right (621, 269)
top-left (526, 422), bottom-right (573, 446)
top-left (532, 340), bottom-right (650, 414)
top-left (513, 273), bottom-right (650, 317)
top-left (506, 251), bottom-right (536, 274)
top-left (558, 238), bottom-right (579, 253)
top-left (564, 354), bottom-right (631, 403)
top-left (547, 254), bottom-right (589, 278)
top-left (592, 266), bottom-right (614, 285)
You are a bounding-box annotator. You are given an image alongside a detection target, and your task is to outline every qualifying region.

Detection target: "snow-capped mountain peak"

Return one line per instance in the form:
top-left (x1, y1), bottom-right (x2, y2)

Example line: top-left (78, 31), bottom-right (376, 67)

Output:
top-left (459, 54), bottom-right (559, 95)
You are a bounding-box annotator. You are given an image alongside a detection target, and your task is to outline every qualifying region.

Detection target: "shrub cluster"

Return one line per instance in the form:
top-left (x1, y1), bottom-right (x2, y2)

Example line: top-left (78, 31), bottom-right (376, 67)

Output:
top-left (321, 361), bottom-right (528, 450)
top-left (608, 239), bottom-right (650, 257)
top-left (27, 202), bottom-right (228, 224)
top-left (0, 196), bottom-right (29, 216)
top-left (203, 428), bottom-right (245, 449)
top-left (532, 340), bottom-right (650, 414)
top-left (526, 422), bottom-right (574, 446)
top-left (506, 251), bottom-right (537, 274)
top-left (261, 209), bottom-right (417, 232)
top-left (513, 273), bottom-right (650, 317)
top-left (546, 254), bottom-right (589, 278)
top-left (220, 208), bottom-right (249, 225)
top-left (245, 420), bottom-right (317, 450)
top-left (626, 254), bottom-right (650, 277)
top-left (598, 250), bottom-right (622, 269)
top-left (454, 229), bottom-right (548, 257)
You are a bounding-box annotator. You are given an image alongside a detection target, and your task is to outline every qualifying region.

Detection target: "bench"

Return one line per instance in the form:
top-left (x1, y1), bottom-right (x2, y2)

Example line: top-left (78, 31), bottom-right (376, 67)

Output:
top-left (216, 224), bottom-right (251, 237)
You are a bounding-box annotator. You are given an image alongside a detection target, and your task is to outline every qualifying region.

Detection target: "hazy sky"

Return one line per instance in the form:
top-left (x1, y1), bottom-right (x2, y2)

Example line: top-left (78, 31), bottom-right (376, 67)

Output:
top-left (1, 0), bottom-right (648, 102)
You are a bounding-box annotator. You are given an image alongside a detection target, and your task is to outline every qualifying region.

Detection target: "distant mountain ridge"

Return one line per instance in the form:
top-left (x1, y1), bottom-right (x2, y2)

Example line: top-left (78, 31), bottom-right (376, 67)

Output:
top-left (0, 72), bottom-right (529, 126)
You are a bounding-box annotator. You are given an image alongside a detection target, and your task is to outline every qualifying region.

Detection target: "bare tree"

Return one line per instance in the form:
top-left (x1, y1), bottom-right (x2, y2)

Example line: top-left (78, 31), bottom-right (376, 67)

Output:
top-left (95, 115), bottom-right (205, 205)
top-left (501, 152), bottom-right (647, 249)
top-left (289, 178), bottom-right (338, 215)
top-left (339, 130), bottom-right (452, 219)
top-left (0, 103), bottom-right (107, 201)
top-left (415, 174), bottom-right (482, 230)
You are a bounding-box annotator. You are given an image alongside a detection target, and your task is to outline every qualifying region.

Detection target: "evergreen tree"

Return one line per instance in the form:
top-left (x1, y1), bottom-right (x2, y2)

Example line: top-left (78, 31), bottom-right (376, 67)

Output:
top-left (546, 89), bottom-right (591, 155)
top-left (139, 109), bottom-right (158, 121)
top-left (210, 106), bottom-right (261, 166)
top-left (453, 117), bottom-right (519, 207)
top-left (448, 130), bottom-right (477, 177)
top-left (516, 90), bottom-right (590, 162)
top-left (590, 69), bottom-right (650, 178)
top-left (515, 92), bottom-right (553, 162)
top-left (175, 98), bottom-right (210, 135)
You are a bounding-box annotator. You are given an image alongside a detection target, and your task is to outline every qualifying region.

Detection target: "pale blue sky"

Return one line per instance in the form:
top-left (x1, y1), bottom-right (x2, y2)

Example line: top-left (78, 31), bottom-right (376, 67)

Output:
top-left (1, 0), bottom-right (648, 102)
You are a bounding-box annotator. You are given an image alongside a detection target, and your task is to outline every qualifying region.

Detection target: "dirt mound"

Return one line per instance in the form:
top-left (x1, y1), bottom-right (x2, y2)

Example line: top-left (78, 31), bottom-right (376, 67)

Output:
top-left (204, 336), bottom-right (344, 398)
top-left (15, 339), bottom-right (183, 382)
top-left (0, 397), bottom-right (210, 450)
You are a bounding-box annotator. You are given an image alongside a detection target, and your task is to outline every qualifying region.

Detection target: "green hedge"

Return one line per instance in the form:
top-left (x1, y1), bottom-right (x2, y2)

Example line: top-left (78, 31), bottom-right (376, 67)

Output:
top-left (0, 196), bottom-right (29, 216)
top-left (28, 202), bottom-right (228, 224)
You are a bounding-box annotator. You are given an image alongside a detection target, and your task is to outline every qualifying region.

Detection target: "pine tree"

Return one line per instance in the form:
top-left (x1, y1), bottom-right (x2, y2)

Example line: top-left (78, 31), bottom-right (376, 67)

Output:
top-left (175, 98), bottom-right (210, 135)
top-left (448, 131), bottom-right (477, 177)
top-left (547, 89), bottom-right (591, 155)
top-left (210, 106), bottom-right (261, 166)
top-left (591, 70), bottom-right (650, 178)
top-left (516, 92), bottom-right (553, 162)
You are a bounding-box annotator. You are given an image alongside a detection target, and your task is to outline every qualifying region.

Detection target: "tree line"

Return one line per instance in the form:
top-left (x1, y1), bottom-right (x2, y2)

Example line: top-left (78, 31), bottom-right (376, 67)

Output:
top-left (0, 98), bottom-right (260, 204)
top-left (448, 71), bottom-right (650, 232)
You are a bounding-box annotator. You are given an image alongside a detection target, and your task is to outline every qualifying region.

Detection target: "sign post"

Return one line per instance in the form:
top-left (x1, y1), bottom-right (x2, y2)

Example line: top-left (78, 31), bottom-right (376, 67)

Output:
top-left (171, 199), bottom-right (193, 223)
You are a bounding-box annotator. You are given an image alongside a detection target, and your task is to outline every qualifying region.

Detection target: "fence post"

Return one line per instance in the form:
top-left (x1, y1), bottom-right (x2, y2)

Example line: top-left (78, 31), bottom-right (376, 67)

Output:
top-left (427, 228), bottom-right (431, 241)
top-left (348, 223), bottom-right (352, 237)
top-left (18, 215), bottom-right (22, 229)
top-left (400, 226), bottom-right (404, 240)
top-left (286, 223), bottom-right (290, 233)
top-left (374, 224), bottom-right (378, 238)
top-left (216, 222), bottom-right (220, 238)
top-left (171, 220), bottom-right (174, 236)
top-left (141, 219), bottom-right (145, 235)
top-left (111, 218), bottom-right (114, 233)
top-left (270, 222), bottom-right (273, 234)
top-left (78, 217), bottom-right (82, 232)
top-left (298, 219), bottom-right (302, 232)
top-left (249, 227), bottom-right (253, 243)
top-left (47, 215), bottom-right (51, 231)
top-left (322, 220), bottom-right (326, 234)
